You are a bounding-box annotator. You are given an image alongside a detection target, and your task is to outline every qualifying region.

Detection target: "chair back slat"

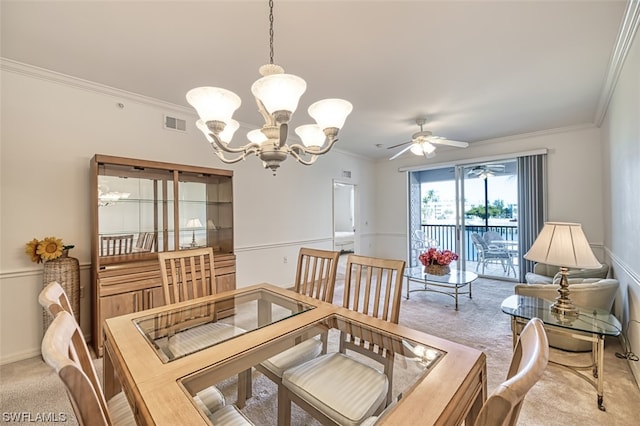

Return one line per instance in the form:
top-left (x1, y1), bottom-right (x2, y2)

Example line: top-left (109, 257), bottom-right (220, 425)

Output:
top-left (100, 235), bottom-right (134, 256)
top-left (158, 248), bottom-right (216, 305)
top-left (293, 248), bottom-right (340, 303)
top-left (343, 254), bottom-right (405, 323)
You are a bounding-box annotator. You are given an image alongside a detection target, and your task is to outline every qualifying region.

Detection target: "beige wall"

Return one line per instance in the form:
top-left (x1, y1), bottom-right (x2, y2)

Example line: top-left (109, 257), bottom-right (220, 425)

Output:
top-left (372, 125), bottom-right (606, 262)
top-left (0, 62), bottom-right (376, 363)
top-left (602, 30), bottom-right (640, 384)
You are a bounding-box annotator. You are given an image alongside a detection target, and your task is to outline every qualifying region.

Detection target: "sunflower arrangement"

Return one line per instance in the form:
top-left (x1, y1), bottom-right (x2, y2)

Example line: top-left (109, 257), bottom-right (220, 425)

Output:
top-left (25, 237), bottom-right (74, 263)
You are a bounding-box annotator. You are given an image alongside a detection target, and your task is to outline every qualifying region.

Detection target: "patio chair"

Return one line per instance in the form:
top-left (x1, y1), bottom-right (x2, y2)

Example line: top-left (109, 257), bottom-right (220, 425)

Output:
top-left (471, 233), bottom-right (516, 277)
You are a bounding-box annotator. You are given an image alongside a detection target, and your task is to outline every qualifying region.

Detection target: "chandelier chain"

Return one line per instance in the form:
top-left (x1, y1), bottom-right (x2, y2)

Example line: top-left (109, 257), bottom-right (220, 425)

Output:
top-left (269, 0), bottom-right (274, 64)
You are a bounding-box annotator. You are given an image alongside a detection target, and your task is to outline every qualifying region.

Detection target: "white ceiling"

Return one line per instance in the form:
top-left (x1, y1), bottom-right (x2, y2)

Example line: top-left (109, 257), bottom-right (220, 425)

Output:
top-left (1, 1), bottom-right (628, 159)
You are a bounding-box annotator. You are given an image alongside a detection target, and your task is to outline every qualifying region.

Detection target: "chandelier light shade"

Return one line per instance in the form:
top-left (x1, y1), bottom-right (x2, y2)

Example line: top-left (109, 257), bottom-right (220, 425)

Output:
top-left (186, 87), bottom-right (241, 124)
top-left (186, 0), bottom-right (352, 174)
top-left (524, 222), bottom-right (601, 316)
top-left (295, 124), bottom-right (326, 147)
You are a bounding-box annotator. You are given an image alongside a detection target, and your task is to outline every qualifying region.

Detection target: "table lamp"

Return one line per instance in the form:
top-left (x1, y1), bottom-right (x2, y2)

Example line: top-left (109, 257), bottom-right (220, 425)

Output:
top-left (186, 218), bottom-right (202, 247)
top-left (524, 222), bottom-right (601, 316)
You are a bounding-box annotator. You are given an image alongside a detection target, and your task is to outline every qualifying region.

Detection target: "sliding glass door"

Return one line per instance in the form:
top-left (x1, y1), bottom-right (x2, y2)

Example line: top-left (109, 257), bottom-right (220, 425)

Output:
top-left (409, 160), bottom-right (519, 280)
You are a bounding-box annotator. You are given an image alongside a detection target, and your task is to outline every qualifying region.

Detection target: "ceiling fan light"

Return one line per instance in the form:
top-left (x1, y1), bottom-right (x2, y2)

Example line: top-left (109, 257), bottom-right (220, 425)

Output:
top-left (422, 141), bottom-right (436, 154)
top-left (308, 98), bottom-right (353, 130)
top-left (411, 141), bottom-right (436, 156)
top-left (295, 124), bottom-right (326, 147)
top-left (251, 73), bottom-right (307, 117)
top-left (186, 87), bottom-right (241, 124)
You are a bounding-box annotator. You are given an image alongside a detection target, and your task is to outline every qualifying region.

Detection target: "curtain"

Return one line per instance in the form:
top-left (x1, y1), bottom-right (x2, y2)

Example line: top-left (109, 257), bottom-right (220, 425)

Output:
top-left (517, 154), bottom-right (547, 282)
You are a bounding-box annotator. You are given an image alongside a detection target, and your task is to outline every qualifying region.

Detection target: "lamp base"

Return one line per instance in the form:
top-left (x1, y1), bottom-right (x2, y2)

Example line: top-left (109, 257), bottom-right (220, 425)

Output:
top-left (550, 267), bottom-right (579, 317)
top-left (550, 301), bottom-right (579, 316)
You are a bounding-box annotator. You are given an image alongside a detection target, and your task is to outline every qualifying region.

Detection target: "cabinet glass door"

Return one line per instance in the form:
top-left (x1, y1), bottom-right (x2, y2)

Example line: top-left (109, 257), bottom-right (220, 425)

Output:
top-left (97, 163), bottom-right (170, 258)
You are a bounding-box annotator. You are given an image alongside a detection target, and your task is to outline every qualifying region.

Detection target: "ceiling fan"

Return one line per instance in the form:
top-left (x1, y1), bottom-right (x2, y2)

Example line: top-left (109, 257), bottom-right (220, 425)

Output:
top-left (388, 118), bottom-right (469, 161)
top-left (467, 164), bottom-right (506, 178)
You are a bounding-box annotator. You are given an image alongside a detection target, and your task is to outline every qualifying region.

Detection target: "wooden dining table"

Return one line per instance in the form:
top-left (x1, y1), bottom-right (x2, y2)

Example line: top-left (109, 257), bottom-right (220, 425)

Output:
top-left (103, 284), bottom-right (486, 425)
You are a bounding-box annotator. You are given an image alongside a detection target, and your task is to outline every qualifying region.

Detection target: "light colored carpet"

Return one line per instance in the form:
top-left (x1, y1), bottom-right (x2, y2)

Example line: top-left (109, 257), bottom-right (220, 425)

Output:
top-left (1, 276), bottom-right (639, 425)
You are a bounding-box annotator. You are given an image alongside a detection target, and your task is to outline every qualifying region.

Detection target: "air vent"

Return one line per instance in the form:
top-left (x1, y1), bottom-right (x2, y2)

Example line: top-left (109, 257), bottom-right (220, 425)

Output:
top-left (342, 170), bottom-right (352, 179)
top-left (164, 115), bottom-right (187, 132)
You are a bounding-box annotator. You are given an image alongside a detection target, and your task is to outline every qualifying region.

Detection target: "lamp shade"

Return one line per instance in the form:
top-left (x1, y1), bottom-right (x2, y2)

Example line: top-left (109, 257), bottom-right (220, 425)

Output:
top-left (524, 222), bottom-right (601, 269)
top-left (295, 124), bottom-right (326, 147)
top-left (186, 87), bottom-right (241, 124)
top-left (251, 73), bottom-right (306, 115)
top-left (308, 98), bottom-right (353, 130)
top-left (186, 218), bottom-right (202, 229)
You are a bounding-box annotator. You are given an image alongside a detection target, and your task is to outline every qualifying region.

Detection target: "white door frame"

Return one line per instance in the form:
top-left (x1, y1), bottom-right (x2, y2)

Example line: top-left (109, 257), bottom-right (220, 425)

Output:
top-left (332, 180), bottom-right (358, 254)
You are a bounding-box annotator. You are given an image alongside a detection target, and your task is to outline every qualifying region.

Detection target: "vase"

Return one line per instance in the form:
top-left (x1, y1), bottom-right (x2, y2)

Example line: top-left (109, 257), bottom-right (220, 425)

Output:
top-left (425, 264), bottom-right (450, 276)
top-left (42, 249), bottom-right (80, 331)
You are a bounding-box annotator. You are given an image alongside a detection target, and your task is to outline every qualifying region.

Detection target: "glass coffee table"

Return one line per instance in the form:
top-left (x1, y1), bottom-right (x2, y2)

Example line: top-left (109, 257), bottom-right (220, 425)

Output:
top-left (404, 267), bottom-right (478, 310)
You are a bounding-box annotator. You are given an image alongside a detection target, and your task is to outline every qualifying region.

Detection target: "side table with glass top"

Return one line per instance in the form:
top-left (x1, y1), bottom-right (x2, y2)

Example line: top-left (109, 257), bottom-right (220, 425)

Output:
top-left (405, 267), bottom-right (478, 310)
top-left (501, 294), bottom-right (621, 411)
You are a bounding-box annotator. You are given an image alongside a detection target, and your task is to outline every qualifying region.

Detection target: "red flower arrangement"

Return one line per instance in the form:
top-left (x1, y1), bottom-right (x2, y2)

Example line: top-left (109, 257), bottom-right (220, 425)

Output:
top-left (419, 247), bottom-right (459, 266)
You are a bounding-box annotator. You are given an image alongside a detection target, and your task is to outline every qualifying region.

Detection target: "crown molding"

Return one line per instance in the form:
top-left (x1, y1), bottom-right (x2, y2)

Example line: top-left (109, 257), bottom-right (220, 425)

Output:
top-left (594, 0), bottom-right (640, 126)
top-left (1, 57), bottom-right (195, 116)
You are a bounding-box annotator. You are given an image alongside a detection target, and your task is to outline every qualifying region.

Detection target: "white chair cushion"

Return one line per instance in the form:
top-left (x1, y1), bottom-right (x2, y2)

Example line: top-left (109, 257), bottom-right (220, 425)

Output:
top-left (167, 323), bottom-right (244, 357)
top-left (193, 385), bottom-right (226, 416)
top-left (260, 337), bottom-right (323, 377)
top-left (282, 353), bottom-right (388, 426)
top-left (106, 392), bottom-right (136, 425)
top-left (208, 404), bottom-right (254, 425)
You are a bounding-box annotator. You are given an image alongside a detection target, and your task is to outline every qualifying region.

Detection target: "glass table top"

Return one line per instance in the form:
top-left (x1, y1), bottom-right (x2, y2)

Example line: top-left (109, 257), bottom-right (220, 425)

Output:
top-left (501, 295), bottom-right (621, 336)
top-left (404, 266), bottom-right (478, 285)
top-left (133, 288), bottom-right (316, 363)
top-left (180, 313), bottom-right (445, 414)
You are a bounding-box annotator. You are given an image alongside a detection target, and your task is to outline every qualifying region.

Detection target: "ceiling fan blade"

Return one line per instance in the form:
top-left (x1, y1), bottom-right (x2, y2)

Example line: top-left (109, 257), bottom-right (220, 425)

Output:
top-left (429, 138), bottom-right (469, 148)
top-left (389, 144), bottom-right (413, 161)
top-left (387, 140), bottom-right (412, 150)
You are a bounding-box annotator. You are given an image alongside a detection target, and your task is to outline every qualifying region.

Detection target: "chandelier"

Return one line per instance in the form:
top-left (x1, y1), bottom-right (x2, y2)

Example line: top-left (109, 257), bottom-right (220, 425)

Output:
top-left (186, 0), bottom-right (352, 175)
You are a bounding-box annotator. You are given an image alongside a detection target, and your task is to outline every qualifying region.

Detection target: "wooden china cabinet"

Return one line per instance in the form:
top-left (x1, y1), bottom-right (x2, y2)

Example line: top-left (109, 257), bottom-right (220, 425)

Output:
top-left (90, 154), bottom-right (235, 355)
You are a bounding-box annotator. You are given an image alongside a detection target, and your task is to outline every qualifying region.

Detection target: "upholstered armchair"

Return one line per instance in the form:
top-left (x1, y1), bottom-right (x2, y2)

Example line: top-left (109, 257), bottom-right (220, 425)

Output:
top-left (525, 262), bottom-right (609, 284)
top-left (514, 278), bottom-right (619, 351)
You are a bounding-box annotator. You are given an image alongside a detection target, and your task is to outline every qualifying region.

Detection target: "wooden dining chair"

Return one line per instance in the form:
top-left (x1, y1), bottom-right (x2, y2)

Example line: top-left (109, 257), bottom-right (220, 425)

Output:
top-left (42, 311), bottom-right (136, 426)
top-left (474, 317), bottom-right (549, 426)
top-left (158, 247), bottom-right (217, 304)
top-left (280, 254), bottom-right (406, 426)
top-left (241, 248), bottom-right (340, 407)
top-left (38, 281), bottom-right (235, 418)
top-left (157, 247), bottom-right (252, 407)
top-left (100, 234), bottom-right (134, 256)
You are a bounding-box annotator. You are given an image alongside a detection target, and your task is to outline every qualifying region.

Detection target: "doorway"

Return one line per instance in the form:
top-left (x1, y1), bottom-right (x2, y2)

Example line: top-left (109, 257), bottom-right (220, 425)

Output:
top-left (333, 181), bottom-right (357, 254)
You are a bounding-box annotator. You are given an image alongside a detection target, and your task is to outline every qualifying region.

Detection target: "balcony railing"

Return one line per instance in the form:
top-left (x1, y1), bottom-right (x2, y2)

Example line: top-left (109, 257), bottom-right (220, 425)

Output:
top-left (419, 223), bottom-right (518, 263)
